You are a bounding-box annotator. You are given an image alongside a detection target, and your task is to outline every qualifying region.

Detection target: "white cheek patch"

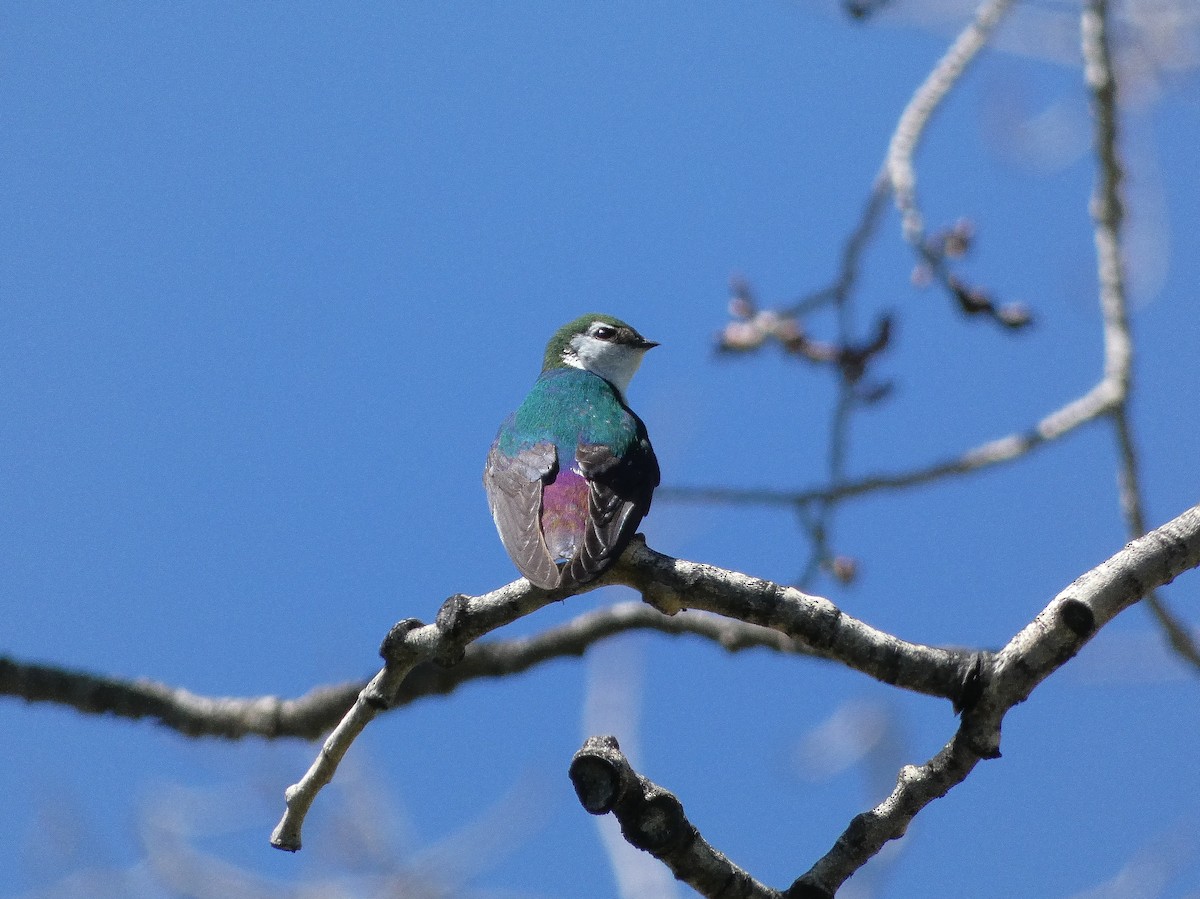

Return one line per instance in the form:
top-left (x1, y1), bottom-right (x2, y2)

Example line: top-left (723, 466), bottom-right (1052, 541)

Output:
top-left (566, 335), bottom-right (644, 395)
top-left (572, 335), bottom-right (608, 368)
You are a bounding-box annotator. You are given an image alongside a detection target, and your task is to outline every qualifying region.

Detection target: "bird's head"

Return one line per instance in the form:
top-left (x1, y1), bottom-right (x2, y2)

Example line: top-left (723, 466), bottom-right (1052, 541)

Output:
top-left (542, 314), bottom-right (659, 396)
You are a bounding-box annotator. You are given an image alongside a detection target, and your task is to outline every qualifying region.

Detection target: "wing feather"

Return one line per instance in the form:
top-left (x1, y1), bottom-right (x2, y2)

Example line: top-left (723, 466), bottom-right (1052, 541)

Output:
top-left (562, 430), bottom-right (659, 590)
top-left (483, 442), bottom-right (561, 589)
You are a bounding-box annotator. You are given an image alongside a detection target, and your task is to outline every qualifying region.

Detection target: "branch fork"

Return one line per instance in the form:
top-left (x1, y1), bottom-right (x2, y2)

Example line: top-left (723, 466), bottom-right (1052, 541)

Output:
top-left (268, 502), bottom-right (1200, 898)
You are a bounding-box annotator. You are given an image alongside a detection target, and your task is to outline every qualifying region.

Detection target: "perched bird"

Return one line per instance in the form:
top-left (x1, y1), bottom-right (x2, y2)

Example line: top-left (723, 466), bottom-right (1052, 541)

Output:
top-left (484, 314), bottom-right (660, 590)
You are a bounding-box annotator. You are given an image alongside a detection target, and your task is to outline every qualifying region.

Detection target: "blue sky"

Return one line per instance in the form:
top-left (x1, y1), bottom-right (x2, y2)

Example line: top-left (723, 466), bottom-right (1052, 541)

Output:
top-left (2, 3), bottom-right (1199, 897)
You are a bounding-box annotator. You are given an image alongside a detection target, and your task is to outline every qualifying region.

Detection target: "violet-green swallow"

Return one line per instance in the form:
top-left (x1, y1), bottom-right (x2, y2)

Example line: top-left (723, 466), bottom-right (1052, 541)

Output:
top-left (484, 314), bottom-right (660, 590)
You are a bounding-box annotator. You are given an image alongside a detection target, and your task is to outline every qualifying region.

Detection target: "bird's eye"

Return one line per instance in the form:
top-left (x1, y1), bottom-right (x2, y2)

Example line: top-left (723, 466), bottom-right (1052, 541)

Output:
top-left (593, 326), bottom-right (616, 340)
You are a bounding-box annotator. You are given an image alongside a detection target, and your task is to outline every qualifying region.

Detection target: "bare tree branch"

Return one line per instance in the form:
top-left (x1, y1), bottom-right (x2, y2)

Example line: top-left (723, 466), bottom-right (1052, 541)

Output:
top-left (1081, 0), bottom-right (1200, 669)
top-left (668, 0), bottom-right (1100, 522)
top-left (272, 498), bottom-right (1200, 873)
top-left (793, 501), bottom-right (1200, 897)
top-left (570, 735), bottom-right (782, 899)
top-left (270, 540), bottom-right (983, 852)
top-left (615, 542), bottom-right (981, 705)
top-left (0, 604), bottom-right (817, 741)
top-left (553, 506), bottom-right (1200, 897)
top-left (673, 0), bottom-right (1200, 682)
top-left (399, 601), bottom-right (819, 707)
top-left (1082, 0), bottom-right (1131, 394)
top-left (782, 177), bottom-right (891, 320)
top-left (887, 0), bottom-right (1016, 244)
top-left (0, 657), bottom-right (361, 740)
top-left (702, 0), bottom-right (1029, 591)
top-left (661, 376), bottom-right (1120, 510)
top-left (886, 0), bottom-right (1031, 331)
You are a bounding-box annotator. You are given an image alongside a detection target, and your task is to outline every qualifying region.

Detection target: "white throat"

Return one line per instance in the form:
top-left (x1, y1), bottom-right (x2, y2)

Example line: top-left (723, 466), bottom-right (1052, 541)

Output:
top-left (563, 334), bottom-right (646, 397)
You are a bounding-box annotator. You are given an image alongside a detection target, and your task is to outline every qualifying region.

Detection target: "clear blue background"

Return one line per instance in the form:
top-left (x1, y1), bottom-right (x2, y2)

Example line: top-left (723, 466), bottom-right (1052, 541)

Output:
top-left (2, 3), bottom-right (1199, 897)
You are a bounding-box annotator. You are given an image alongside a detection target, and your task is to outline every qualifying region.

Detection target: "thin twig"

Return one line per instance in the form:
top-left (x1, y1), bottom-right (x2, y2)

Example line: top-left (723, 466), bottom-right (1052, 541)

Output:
top-left (714, 1), bottom-right (1024, 585)
top-left (886, 0), bottom-right (1019, 245)
top-left (1081, 0), bottom-right (1200, 669)
top-left (799, 384), bottom-right (857, 586)
top-left (789, 0), bottom-right (1019, 327)
top-left (0, 658), bottom-right (362, 740)
top-left (662, 376), bottom-right (1121, 510)
top-left (0, 605), bottom-right (820, 741)
top-left (782, 177), bottom-right (892, 320)
top-left (674, 0), bottom-right (1043, 529)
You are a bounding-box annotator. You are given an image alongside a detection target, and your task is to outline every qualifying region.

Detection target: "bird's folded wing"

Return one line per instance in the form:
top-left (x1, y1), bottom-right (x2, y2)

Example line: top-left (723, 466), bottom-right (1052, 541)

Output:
top-left (564, 440), bottom-right (658, 589)
top-left (483, 441), bottom-right (561, 589)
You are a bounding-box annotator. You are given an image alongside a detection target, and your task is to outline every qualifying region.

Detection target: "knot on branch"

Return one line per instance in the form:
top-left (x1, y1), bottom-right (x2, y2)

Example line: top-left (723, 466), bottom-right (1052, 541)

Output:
top-left (569, 735), bottom-right (626, 813)
top-left (434, 594), bottom-right (472, 666)
top-left (379, 618), bottom-right (423, 665)
top-left (569, 735), bottom-right (695, 855)
top-left (1058, 598), bottom-right (1096, 639)
top-left (952, 652), bottom-right (989, 715)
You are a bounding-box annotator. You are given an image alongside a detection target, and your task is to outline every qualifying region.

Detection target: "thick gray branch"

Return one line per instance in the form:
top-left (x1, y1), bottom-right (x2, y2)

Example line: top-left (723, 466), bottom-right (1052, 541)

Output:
top-left (571, 504), bottom-right (1200, 897)
top-left (614, 541), bottom-right (981, 706)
